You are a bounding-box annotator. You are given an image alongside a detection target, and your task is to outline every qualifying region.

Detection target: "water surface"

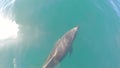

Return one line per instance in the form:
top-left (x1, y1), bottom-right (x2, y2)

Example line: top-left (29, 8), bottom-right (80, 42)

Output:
top-left (0, 0), bottom-right (120, 68)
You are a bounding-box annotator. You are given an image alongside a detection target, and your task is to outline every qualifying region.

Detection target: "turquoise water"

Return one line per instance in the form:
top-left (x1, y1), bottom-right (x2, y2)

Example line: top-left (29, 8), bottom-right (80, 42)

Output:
top-left (0, 0), bottom-right (120, 68)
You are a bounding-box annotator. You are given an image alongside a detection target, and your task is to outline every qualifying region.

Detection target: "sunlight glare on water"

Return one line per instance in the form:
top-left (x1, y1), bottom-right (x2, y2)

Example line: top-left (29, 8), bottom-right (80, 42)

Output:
top-left (0, 0), bottom-right (19, 48)
top-left (0, 0), bottom-right (19, 41)
top-left (0, 15), bottom-right (19, 40)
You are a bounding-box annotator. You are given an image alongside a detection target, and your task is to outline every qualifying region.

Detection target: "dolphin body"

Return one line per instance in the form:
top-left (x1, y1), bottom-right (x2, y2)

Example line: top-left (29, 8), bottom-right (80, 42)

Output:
top-left (43, 26), bottom-right (79, 68)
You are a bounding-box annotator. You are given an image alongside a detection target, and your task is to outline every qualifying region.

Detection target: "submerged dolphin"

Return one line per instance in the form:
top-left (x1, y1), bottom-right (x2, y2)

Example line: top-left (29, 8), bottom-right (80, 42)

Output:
top-left (43, 26), bottom-right (79, 68)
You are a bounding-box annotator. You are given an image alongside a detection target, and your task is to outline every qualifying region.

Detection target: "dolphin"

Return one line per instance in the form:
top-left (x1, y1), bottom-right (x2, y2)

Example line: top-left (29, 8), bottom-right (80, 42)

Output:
top-left (43, 26), bottom-right (79, 68)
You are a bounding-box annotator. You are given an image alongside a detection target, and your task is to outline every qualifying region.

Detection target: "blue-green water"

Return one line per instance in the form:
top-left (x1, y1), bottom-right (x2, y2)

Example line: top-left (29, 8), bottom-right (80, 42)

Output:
top-left (0, 0), bottom-right (120, 68)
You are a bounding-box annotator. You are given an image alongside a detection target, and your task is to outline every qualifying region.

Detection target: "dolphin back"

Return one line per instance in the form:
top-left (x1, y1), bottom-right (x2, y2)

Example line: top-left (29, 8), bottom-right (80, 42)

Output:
top-left (42, 26), bottom-right (79, 68)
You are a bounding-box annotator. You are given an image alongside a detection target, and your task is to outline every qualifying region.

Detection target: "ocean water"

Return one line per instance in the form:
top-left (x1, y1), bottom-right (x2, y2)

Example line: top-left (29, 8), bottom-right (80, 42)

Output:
top-left (0, 0), bottom-right (120, 68)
